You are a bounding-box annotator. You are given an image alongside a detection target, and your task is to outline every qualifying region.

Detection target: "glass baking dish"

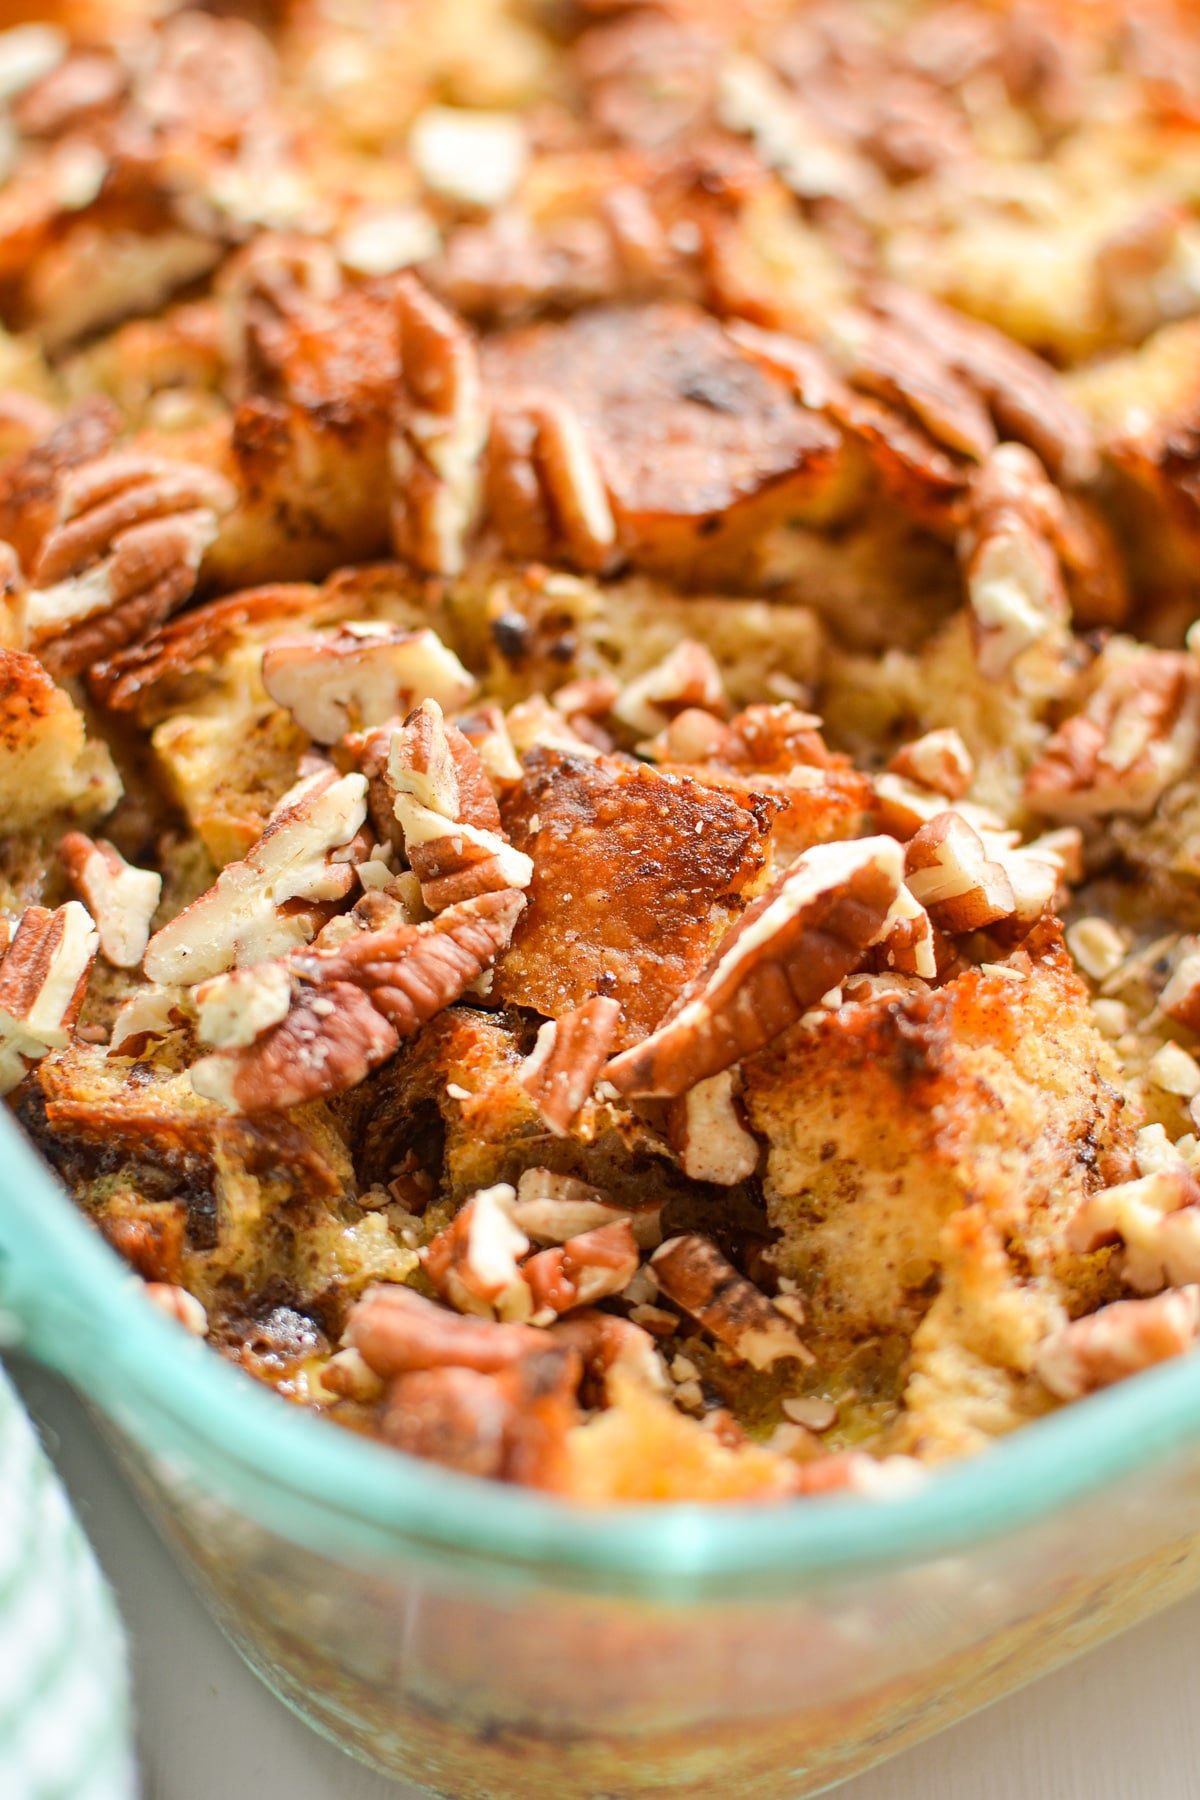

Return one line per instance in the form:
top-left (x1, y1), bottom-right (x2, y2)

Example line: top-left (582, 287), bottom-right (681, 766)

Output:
top-left (3, 1110), bottom-right (1199, 1799)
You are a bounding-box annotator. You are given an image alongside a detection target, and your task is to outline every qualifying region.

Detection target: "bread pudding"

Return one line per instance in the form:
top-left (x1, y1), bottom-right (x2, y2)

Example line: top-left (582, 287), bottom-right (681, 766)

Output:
top-left (6, 0), bottom-right (1200, 1504)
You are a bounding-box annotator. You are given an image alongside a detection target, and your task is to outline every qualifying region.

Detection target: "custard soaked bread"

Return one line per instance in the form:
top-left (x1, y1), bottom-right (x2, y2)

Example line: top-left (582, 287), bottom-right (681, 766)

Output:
top-left (7, 0), bottom-right (1200, 1501)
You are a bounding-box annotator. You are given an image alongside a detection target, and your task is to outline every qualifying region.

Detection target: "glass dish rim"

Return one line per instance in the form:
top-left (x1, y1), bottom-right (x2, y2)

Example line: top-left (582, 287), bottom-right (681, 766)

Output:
top-left (4, 1110), bottom-right (1197, 1595)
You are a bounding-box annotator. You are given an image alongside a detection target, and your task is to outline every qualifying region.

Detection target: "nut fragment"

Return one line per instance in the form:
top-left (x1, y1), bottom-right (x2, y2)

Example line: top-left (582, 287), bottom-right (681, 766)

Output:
top-left (1035, 1288), bottom-right (1200, 1400)
top-left (903, 812), bottom-right (1015, 934)
top-left (58, 833), bottom-right (161, 969)
top-left (421, 1183), bottom-right (532, 1321)
top-left (612, 640), bottom-right (726, 737)
top-left (144, 769), bottom-right (369, 984)
top-left (0, 901), bottom-right (98, 1094)
top-left (144, 1282), bottom-right (208, 1337)
top-left (886, 728), bottom-right (973, 800)
top-left (868, 883), bottom-right (938, 979)
top-left (651, 1234), bottom-right (813, 1370)
top-left (191, 961), bottom-right (293, 1050)
top-left (604, 836), bottom-right (903, 1098)
top-left (523, 1219), bottom-right (640, 1318)
top-left (511, 1169), bottom-right (660, 1250)
top-left (347, 1280), bottom-right (547, 1377)
top-left (190, 888), bottom-right (524, 1112)
top-left (1068, 1167), bottom-right (1200, 1293)
top-left (1161, 941), bottom-right (1200, 1032)
top-left (262, 624), bottom-right (476, 744)
top-left (1025, 651), bottom-right (1200, 821)
top-left (666, 1070), bottom-right (759, 1185)
top-left (409, 108), bottom-right (529, 212)
top-left (518, 996), bottom-right (621, 1136)
top-left (388, 699), bottom-right (534, 911)
top-left (958, 446), bottom-right (1070, 678)
top-left (391, 274), bottom-right (487, 576)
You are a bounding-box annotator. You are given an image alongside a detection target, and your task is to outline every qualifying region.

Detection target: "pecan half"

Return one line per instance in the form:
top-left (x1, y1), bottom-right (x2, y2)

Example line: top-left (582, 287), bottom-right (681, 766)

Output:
top-left (390, 274), bottom-right (488, 576)
top-left (58, 833), bottom-right (161, 969)
top-left (387, 699), bottom-right (534, 911)
top-left (25, 452), bottom-right (235, 677)
top-left (1035, 1288), bottom-right (1200, 1400)
top-left (262, 624), bottom-right (476, 745)
top-left (1024, 650), bottom-right (1200, 821)
top-left (651, 1234), bottom-right (813, 1370)
top-left (666, 1070), bottom-right (760, 1186)
top-left (903, 812), bottom-right (1015, 935)
top-left (867, 284), bottom-right (1098, 486)
top-left (144, 768), bottom-right (369, 984)
top-left (518, 996), bottom-right (621, 1136)
top-left (189, 888), bottom-right (524, 1111)
top-left (0, 901), bottom-right (98, 1094)
top-left (603, 835), bottom-right (903, 1098)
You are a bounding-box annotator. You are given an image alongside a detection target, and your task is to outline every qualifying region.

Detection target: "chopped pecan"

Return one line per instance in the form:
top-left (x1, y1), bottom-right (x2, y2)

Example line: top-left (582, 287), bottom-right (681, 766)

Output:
top-left (1024, 650), bottom-right (1200, 821)
top-left (903, 812), bottom-right (1015, 935)
top-left (387, 699), bottom-right (533, 911)
top-left (0, 901), bottom-right (98, 1094)
top-left (825, 306), bottom-right (996, 463)
top-left (58, 833), bottom-right (161, 969)
top-left (25, 452), bottom-right (235, 678)
top-left (867, 285), bottom-right (1098, 487)
top-left (604, 835), bottom-right (903, 1098)
top-left (651, 1234), bottom-right (813, 1370)
top-left (958, 445), bottom-right (1071, 677)
top-left (1161, 940), bottom-right (1200, 1032)
top-left (1068, 1167), bottom-right (1200, 1294)
top-left (511, 1169), bottom-right (661, 1251)
top-left (455, 702), bottom-right (524, 786)
top-left (144, 1282), bottom-right (208, 1337)
top-left (347, 1280), bottom-right (546, 1377)
top-left (382, 1345), bottom-right (579, 1487)
top-left (612, 640), bottom-right (726, 738)
top-left (868, 883), bottom-right (938, 979)
top-left (190, 888), bottom-right (524, 1111)
top-left (518, 996), bottom-right (621, 1136)
top-left (1035, 1288), bottom-right (1200, 1400)
top-left (522, 1218), bottom-right (640, 1318)
top-left (109, 984), bottom-right (186, 1058)
top-left (144, 768), bottom-right (369, 984)
top-left (261, 624), bottom-right (476, 745)
top-left (666, 1070), bottom-right (759, 1185)
top-left (887, 728), bottom-right (973, 800)
top-left (409, 107), bottom-right (529, 213)
top-left (420, 1183), bottom-right (532, 1322)
top-left (550, 1307), bottom-right (669, 1400)
top-left (191, 962), bottom-right (293, 1050)
top-left (390, 274), bottom-right (487, 576)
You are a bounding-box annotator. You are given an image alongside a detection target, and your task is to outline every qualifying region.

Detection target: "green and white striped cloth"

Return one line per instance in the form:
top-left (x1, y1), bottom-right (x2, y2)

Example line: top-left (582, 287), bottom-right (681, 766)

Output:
top-left (0, 1361), bottom-right (134, 1800)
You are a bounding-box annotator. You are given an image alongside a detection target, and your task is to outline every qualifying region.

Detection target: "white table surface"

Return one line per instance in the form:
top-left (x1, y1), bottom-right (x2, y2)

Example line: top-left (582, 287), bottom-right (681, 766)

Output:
top-left (10, 1356), bottom-right (1200, 1800)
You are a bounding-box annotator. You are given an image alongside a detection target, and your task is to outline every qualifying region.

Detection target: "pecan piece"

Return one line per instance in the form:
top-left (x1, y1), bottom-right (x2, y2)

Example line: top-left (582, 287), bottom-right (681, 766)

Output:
top-left (1161, 941), bottom-right (1200, 1032)
top-left (958, 445), bottom-right (1071, 677)
top-left (1035, 1289), bottom-right (1200, 1400)
top-left (383, 1345), bottom-right (579, 1488)
top-left (1024, 650), bottom-right (1200, 821)
top-left (190, 888), bottom-right (524, 1111)
top-left (390, 274), bottom-right (488, 576)
top-left (420, 1183), bottom-right (533, 1322)
top-left (512, 1169), bottom-right (661, 1252)
top-left (144, 1282), bottom-right (208, 1337)
top-left (262, 624), bottom-right (476, 744)
top-left (603, 835), bottom-right (903, 1098)
top-left (58, 833), bottom-right (161, 969)
top-left (518, 996), bottom-right (621, 1136)
top-left (522, 1219), bottom-right (640, 1318)
top-left (0, 901), bottom-right (98, 1094)
top-left (144, 768), bottom-right (369, 984)
top-left (666, 1070), bottom-right (759, 1186)
top-left (347, 1281), bottom-right (546, 1378)
top-left (651, 1234), bottom-right (813, 1370)
top-left (612, 640), bottom-right (726, 738)
top-left (387, 699), bottom-right (533, 912)
top-left (25, 452), bottom-right (235, 678)
top-left (1068, 1167), bottom-right (1200, 1295)
top-left (868, 884), bottom-right (938, 979)
top-left (887, 728), bottom-right (973, 800)
top-left (903, 812), bottom-right (1015, 935)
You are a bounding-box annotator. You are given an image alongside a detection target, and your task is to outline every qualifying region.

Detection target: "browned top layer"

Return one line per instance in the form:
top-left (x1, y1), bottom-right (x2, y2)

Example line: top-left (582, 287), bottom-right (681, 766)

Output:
top-left (494, 748), bottom-right (774, 1044)
top-left (481, 303), bottom-right (839, 526)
